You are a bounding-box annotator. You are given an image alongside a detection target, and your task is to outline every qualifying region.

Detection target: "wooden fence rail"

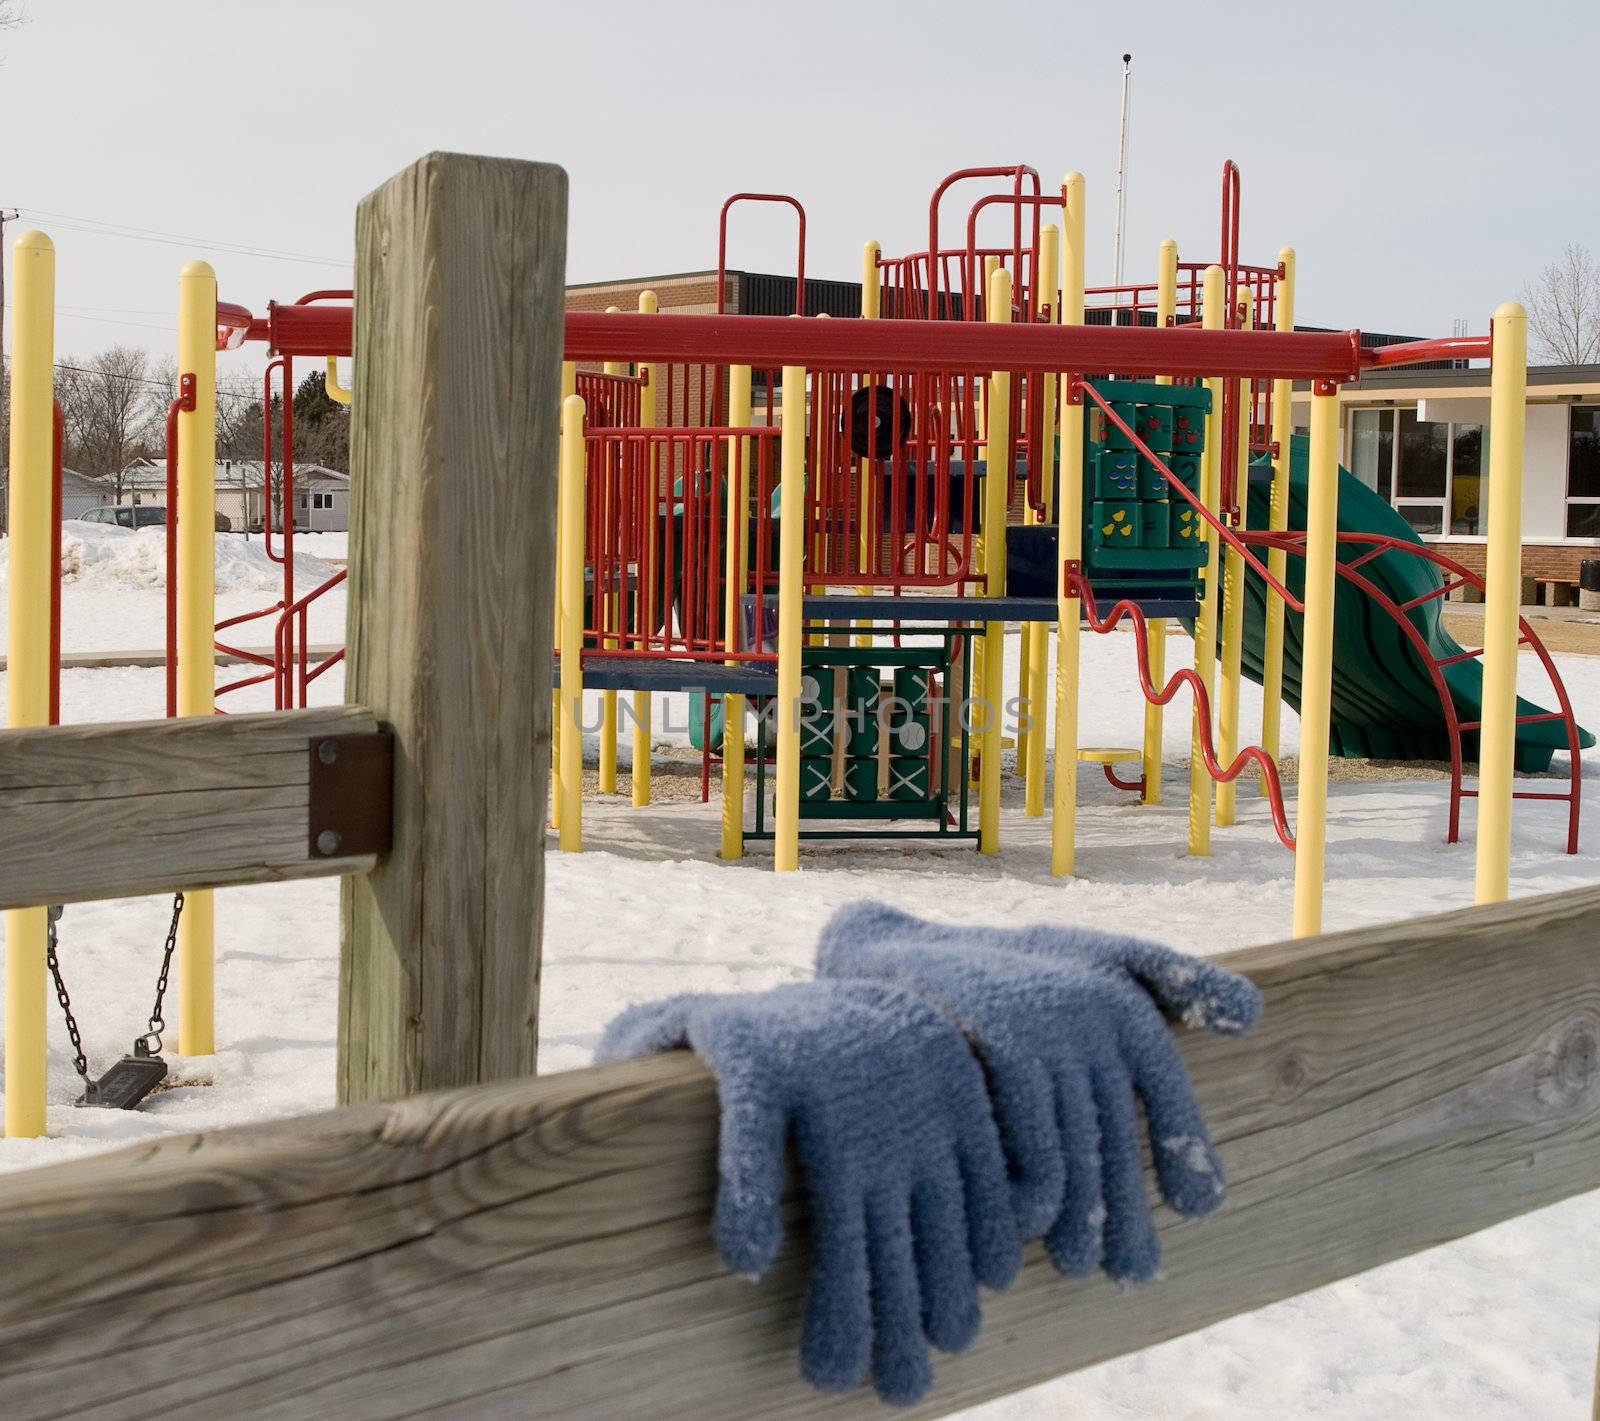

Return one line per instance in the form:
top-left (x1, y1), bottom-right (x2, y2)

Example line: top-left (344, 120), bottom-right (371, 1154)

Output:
top-left (0, 707), bottom-right (383, 910)
top-left (0, 884), bottom-right (1595, 1420)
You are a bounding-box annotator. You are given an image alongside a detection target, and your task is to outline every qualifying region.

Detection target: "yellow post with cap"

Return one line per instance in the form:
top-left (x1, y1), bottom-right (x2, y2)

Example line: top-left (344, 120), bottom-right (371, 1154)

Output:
top-left (176, 259), bottom-right (218, 1057)
top-left (558, 394), bottom-right (587, 851)
top-left (1188, 265), bottom-right (1227, 857)
top-left (1215, 286), bottom-right (1253, 828)
top-left (774, 366), bottom-right (807, 871)
top-left (1052, 173), bottom-right (1086, 876)
top-left (1474, 302), bottom-right (1529, 906)
top-left (551, 361), bottom-right (576, 833)
top-left (633, 291), bottom-right (658, 807)
top-left (4, 230), bottom-right (56, 1137)
top-left (598, 309), bottom-right (623, 796)
top-left (856, 241), bottom-right (880, 649)
top-left (1022, 223), bottom-right (1059, 818)
top-left (978, 265), bottom-right (1012, 854)
top-left (722, 362), bottom-right (754, 859)
top-left (1143, 236), bottom-right (1179, 806)
top-left (1292, 379), bottom-right (1341, 936)
top-left (1260, 248), bottom-right (1296, 792)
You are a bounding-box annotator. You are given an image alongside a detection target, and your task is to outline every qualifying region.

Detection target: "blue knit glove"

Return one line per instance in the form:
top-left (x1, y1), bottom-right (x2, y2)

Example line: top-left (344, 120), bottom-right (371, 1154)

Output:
top-left (815, 902), bottom-right (1262, 1284)
top-left (597, 980), bottom-right (1020, 1406)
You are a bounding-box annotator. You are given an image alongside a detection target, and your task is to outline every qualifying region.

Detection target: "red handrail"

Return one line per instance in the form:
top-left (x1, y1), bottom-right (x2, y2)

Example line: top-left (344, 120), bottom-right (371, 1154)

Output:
top-left (962, 191), bottom-right (1065, 322)
top-left (716, 193), bottom-right (806, 316)
top-left (1361, 335), bottom-right (1492, 368)
top-left (1235, 528), bottom-right (1584, 854)
top-left (1070, 571), bottom-right (1296, 851)
top-left (926, 165), bottom-right (1040, 322)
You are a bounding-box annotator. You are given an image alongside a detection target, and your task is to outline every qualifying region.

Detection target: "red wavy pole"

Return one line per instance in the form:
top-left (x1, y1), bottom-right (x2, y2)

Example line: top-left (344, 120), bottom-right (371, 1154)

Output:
top-left (1069, 570), bottom-right (1296, 851)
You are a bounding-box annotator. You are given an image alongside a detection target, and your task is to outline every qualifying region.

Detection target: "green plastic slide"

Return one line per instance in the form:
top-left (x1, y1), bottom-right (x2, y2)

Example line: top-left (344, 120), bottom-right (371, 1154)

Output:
top-left (1224, 436), bottom-right (1592, 772)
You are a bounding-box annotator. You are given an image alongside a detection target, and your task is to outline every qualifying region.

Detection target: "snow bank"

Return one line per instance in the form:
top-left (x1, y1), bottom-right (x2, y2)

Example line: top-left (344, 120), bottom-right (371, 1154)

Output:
top-left (19, 522), bottom-right (338, 594)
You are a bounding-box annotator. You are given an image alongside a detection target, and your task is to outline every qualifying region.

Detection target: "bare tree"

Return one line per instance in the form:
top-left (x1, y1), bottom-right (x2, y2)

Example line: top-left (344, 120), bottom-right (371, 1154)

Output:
top-left (216, 370), bottom-right (266, 461)
top-left (1523, 244), bottom-right (1600, 366)
top-left (56, 346), bottom-right (161, 499)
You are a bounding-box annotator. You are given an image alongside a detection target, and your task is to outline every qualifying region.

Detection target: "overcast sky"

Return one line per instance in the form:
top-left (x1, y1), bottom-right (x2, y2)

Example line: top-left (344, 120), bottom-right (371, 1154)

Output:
top-left (2, 0), bottom-right (1596, 385)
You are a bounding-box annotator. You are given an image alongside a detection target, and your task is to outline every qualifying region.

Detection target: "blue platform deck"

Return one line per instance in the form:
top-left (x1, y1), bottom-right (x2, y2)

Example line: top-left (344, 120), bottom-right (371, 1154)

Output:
top-left (554, 656), bottom-right (778, 694)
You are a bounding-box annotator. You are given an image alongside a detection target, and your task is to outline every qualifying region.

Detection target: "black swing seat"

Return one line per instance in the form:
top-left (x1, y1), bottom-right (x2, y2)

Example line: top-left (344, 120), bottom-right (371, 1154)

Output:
top-left (83, 1043), bottom-right (167, 1111)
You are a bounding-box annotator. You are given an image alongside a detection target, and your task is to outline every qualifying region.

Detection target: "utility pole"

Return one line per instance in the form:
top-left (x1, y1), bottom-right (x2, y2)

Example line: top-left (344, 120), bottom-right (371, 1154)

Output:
top-left (1112, 55), bottom-right (1133, 292)
top-left (0, 207), bottom-right (18, 536)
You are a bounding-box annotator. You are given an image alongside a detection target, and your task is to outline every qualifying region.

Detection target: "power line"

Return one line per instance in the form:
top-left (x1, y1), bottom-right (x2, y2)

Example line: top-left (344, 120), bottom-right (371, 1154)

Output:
top-left (15, 206), bottom-right (353, 269)
top-left (3, 302), bottom-right (174, 335)
top-left (52, 362), bottom-right (277, 406)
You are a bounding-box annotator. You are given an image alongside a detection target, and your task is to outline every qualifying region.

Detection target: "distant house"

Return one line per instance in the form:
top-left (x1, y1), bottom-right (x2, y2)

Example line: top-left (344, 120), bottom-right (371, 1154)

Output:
top-left (60, 468), bottom-right (114, 521)
top-left (115, 459), bottom-right (351, 534)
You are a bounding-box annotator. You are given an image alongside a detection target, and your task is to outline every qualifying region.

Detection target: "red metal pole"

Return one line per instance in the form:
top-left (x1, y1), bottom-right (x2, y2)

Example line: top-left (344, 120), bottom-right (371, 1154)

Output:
top-left (281, 356), bottom-right (295, 706)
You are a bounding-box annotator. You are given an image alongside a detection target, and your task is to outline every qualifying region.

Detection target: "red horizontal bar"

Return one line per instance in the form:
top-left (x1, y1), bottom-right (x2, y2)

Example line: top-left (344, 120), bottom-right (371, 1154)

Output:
top-left (266, 300), bottom-right (354, 357)
top-left (218, 301), bottom-right (1373, 380)
top-left (564, 312), bottom-right (1366, 381)
top-left (1362, 335), bottom-right (1491, 369)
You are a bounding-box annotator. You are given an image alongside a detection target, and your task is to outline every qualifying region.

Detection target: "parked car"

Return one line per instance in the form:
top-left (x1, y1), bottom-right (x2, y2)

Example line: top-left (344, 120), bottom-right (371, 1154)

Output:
top-left (79, 505), bottom-right (232, 532)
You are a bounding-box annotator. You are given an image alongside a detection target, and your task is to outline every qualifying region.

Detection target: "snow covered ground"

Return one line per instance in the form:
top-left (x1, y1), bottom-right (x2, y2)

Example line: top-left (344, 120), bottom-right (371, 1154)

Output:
top-left (1, 535), bottom-right (1598, 1417)
top-left (0, 522), bottom-right (347, 654)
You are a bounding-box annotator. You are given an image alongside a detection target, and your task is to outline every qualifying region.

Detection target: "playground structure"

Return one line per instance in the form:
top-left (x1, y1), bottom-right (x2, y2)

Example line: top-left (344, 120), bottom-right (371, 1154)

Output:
top-left (545, 161), bottom-right (1588, 891)
top-left (5, 157), bottom-right (1595, 1137)
top-left (0, 155), bottom-right (1597, 1417)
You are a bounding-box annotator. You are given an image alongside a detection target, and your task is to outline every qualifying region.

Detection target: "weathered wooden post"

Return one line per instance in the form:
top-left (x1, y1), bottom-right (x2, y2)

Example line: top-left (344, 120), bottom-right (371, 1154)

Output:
top-left (338, 152), bottom-right (568, 1102)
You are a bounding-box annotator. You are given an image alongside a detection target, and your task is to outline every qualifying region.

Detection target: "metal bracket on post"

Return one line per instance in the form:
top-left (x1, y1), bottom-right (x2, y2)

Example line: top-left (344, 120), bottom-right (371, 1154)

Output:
top-left (308, 730), bottom-right (396, 860)
top-left (1063, 375), bottom-right (1084, 407)
top-left (178, 372), bottom-right (197, 413)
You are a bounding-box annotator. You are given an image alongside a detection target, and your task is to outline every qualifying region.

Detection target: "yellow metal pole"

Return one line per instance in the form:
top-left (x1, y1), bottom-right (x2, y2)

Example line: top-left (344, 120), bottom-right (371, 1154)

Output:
top-left (1260, 248), bottom-right (1296, 793)
top-left (978, 266), bottom-right (1012, 855)
top-left (1292, 381), bottom-right (1341, 937)
top-left (632, 291), bottom-right (658, 808)
top-left (969, 255), bottom-right (1003, 776)
top-left (1022, 223), bottom-right (1059, 818)
top-left (856, 241), bottom-right (879, 649)
top-left (722, 363), bottom-right (754, 859)
top-left (598, 309), bottom-right (622, 796)
top-left (551, 361), bottom-right (576, 833)
top-left (774, 366), bottom-right (807, 872)
top-left (1144, 236), bottom-right (1179, 806)
top-left (4, 230), bottom-right (55, 1138)
top-left (1188, 265), bottom-right (1227, 857)
top-left (1215, 287), bottom-right (1254, 827)
top-left (176, 260), bottom-right (217, 1057)
top-left (1474, 302), bottom-right (1528, 906)
top-left (559, 393), bottom-right (587, 851)
top-left (1052, 173), bottom-right (1086, 877)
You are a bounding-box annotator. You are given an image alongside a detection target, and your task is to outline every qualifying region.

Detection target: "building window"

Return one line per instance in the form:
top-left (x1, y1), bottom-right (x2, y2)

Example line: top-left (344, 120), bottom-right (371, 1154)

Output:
top-left (311, 492), bottom-right (335, 511)
top-left (1346, 406), bottom-right (1486, 537)
top-left (1449, 423), bottom-right (1486, 535)
top-left (1569, 405), bottom-right (1600, 538)
top-left (1349, 408), bottom-right (1393, 500)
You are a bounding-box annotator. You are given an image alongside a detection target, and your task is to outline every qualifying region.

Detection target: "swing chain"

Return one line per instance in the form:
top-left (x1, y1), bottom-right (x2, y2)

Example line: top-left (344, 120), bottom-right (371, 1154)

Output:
top-left (139, 892), bottom-right (185, 1056)
top-left (44, 906), bottom-right (92, 1091)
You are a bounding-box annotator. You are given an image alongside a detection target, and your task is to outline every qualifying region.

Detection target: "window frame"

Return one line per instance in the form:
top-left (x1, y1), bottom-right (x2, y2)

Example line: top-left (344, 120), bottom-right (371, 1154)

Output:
top-left (1344, 403), bottom-right (1488, 539)
top-left (1566, 403), bottom-right (1600, 541)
